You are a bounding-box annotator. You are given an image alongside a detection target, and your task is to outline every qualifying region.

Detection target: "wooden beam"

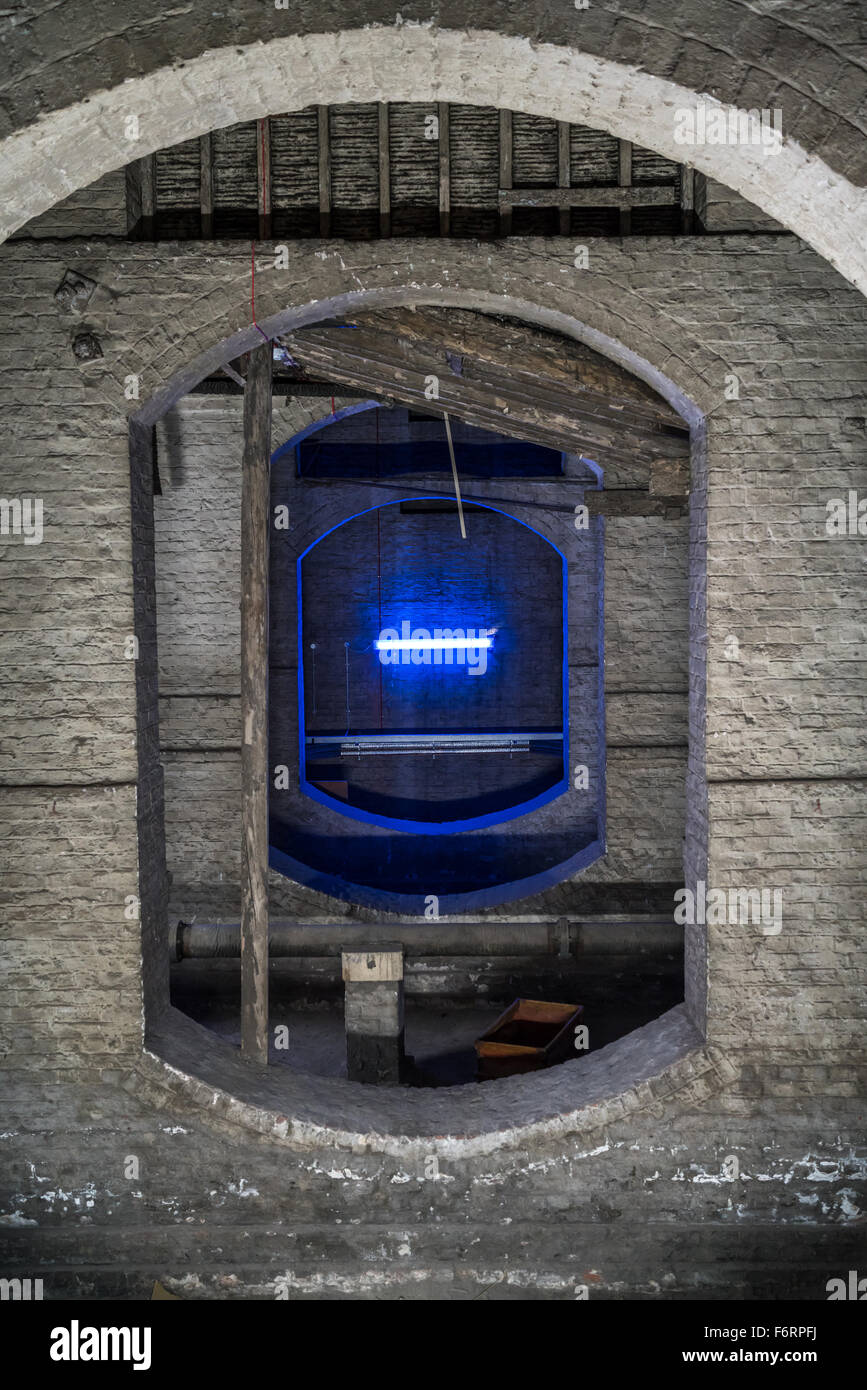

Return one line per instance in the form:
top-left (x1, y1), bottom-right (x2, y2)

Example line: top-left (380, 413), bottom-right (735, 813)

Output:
top-left (378, 103), bottom-right (391, 238)
top-left (139, 154), bottom-right (156, 240)
top-left (498, 110), bottom-right (513, 236)
top-left (618, 139), bottom-right (633, 236)
top-left (318, 105), bottom-right (331, 238)
top-left (124, 163), bottom-right (142, 237)
top-left (280, 323), bottom-right (689, 470)
top-left (344, 306), bottom-right (684, 426)
top-left (438, 101), bottom-right (450, 238)
top-left (557, 121), bottom-right (571, 236)
top-left (497, 184), bottom-right (676, 209)
top-left (680, 165), bottom-right (695, 235)
top-left (257, 118), bottom-right (272, 240)
top-left (240, 341), bottom-right (272, 1067)
top-left (199, 133), bottom-right (213, 239)
top-left (585, 490), bottom-right (688, 518)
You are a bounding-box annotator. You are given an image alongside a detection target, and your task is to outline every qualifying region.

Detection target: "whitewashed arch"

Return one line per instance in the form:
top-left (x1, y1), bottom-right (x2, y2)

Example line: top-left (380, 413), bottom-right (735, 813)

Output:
top-left (2, 25), bottom-right (865, 295)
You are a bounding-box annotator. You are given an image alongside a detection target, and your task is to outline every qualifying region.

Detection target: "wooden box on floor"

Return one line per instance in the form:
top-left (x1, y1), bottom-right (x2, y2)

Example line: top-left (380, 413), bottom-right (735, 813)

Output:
top-left (475, 998), bottom-right (584, 1080)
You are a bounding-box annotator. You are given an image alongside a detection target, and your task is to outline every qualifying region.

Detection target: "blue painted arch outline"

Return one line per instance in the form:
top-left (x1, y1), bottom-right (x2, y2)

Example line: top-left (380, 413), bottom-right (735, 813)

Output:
top-left (126, 265), bottom-right (702, 1073)
top-left (294, 494), bottom-right (571, 835)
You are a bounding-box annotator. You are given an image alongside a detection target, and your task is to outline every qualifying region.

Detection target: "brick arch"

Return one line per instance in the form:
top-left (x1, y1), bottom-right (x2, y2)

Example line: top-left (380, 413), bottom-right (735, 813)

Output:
top-left (2, 24), bottom-right (866, 294)
top-left (126, 241), bottom-right (713, 1149)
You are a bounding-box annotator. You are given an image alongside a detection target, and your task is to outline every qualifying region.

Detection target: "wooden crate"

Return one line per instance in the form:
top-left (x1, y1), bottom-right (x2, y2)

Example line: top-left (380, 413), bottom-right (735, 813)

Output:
top-left (474, 997), bottom-right (584, 1080)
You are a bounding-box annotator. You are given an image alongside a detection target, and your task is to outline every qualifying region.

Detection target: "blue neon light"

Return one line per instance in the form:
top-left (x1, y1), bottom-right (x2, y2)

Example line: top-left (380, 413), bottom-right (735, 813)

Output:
top-left (375, 624), bottom-right (494, 674)
top-left (374, 636), bottom-right (493, 651)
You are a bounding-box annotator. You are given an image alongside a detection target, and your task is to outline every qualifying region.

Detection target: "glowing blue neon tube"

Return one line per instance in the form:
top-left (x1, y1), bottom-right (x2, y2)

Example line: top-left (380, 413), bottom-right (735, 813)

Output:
top-left (375, 636), bottom-right (492, 651)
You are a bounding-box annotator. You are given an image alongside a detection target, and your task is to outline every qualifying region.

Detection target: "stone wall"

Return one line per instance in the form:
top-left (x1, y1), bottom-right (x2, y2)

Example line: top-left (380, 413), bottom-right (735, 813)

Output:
top-left (0, 231), bottom-right (864, 1296)
top-left (2, 4), bottom-right (866, 295)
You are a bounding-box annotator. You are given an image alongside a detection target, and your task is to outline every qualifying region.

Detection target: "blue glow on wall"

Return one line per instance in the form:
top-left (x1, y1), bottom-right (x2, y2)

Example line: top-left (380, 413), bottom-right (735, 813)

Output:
top-left (269, 402), bottom-right (607, 911)
top-left (296, 497), bottom-right (568, 833)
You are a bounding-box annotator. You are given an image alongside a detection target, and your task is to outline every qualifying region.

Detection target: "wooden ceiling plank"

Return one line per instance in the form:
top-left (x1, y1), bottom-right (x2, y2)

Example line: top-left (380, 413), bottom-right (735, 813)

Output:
top-left (279, 337), bottom-right (680, 470)
top-left (438, 102), bottom-right (450, 238)
top-left (199, 133), bottom-right (213, 239)
top-left (499, 110), bottom-right (513, 237)
top-left (557, 121), bottom-right (571, 237)
top-left (618, 139), bottom-right (633, 236)
top-left (318, 105), bottom-right (331, 238)
top-left (498, 182), bottom-right (675, 209)
top-left (341, 306), bottom-right (683, 425)
top-left (378, 104), bottom-right (391, 238)
top-left (257, 117), bottom-right (272, 240)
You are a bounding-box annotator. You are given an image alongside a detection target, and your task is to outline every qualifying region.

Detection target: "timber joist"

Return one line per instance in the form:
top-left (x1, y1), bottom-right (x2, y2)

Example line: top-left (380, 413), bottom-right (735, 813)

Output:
top-left (276, 308), bottom-right (690, 479)
top-left (129, 104), bottom-right (692, 241)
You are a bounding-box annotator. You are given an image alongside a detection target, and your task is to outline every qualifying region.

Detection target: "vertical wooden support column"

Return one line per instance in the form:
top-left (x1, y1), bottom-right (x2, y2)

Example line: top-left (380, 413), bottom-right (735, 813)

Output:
top-left (557, 121), bottom-right (571, 236)
top-left (499, 109), bottom-right (513, 237)
top-left (438, 102), bottom-right (450, 237)
top-left (240, 342), bottom-right (272, 1065)
top-left (200, 133), bottom-right (213, 239)
top-left (318, 105), bottom-right (332, 238)
top-left (378, 103), bottom-right (391, 238)
top-left (342, 948), bottom-right (406, 1086)
top-left (618, 139), bottom-right (632, 237)
top-left (124, 163), bottom-right (143, 237)
top-left (257, 118), bottom-right (272, 240)
top-left (139, 154), bottom-right (156, 240)
top-left (680, 165), bottom-right (695, 234)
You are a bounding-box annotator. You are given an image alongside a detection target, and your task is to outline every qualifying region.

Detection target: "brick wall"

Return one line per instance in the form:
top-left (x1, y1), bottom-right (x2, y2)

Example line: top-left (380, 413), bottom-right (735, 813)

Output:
top-left (0, 231), bottom-right (864, 1295)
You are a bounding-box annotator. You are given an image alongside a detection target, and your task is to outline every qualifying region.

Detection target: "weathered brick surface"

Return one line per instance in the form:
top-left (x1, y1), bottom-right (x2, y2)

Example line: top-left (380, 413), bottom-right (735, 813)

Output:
top-left (0, 231), bottom-right (864, 1295)
top-left (1, 232), bottom-right (864, 1052)
top-left (1, 1049), bottom-right (863, 1297)
top-left (10, 170), bottom-right (127, 240)
top-left (0, 3), bottom-right (865, 185)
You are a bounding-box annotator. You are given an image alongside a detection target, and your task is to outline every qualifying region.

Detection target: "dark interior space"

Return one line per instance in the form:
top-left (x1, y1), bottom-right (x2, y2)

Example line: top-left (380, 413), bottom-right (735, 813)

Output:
top-left (171, 948), bottom-right (684, 1087)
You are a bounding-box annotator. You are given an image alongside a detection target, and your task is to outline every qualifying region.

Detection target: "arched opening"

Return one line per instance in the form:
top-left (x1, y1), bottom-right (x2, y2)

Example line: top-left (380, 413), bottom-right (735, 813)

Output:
top-left (263, 396), bottom-right (607, 912)
top-left (2, 29), bottom-right (865, 294)
top-left (128, 268), bottom-right (708, 1117)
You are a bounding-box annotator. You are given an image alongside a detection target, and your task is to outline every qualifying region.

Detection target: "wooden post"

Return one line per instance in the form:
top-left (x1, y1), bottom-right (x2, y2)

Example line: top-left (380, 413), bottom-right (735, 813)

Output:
top-left (240, 341), bottom-right (272, 1065)
top-left (378, 103), bottom-right (391, 238)
top-left (200, 133), bottom-right (213, 239)
top-left (557, 121), bottom-right (571, 236)
top-left (438, 102), bottom-right (450, 238)
top-left (618, 139), bottom-right (632, 237)
top-left (499, 110), bottom-right (513, 237)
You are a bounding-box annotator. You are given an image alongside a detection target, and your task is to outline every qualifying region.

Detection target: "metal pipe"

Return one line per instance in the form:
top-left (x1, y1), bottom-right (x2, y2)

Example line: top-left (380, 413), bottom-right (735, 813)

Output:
top-left (176, 918), bottom-right (680, 962)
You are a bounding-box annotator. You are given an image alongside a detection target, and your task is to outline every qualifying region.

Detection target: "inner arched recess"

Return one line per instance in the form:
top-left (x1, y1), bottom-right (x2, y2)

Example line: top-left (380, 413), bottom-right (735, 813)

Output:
top-left (146, 297), bottom-right (707, 1114)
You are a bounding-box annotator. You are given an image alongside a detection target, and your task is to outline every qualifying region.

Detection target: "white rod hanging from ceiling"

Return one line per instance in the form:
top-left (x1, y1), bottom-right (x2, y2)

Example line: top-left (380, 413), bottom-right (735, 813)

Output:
top-left (443, 412), bottom-right (467, 539)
